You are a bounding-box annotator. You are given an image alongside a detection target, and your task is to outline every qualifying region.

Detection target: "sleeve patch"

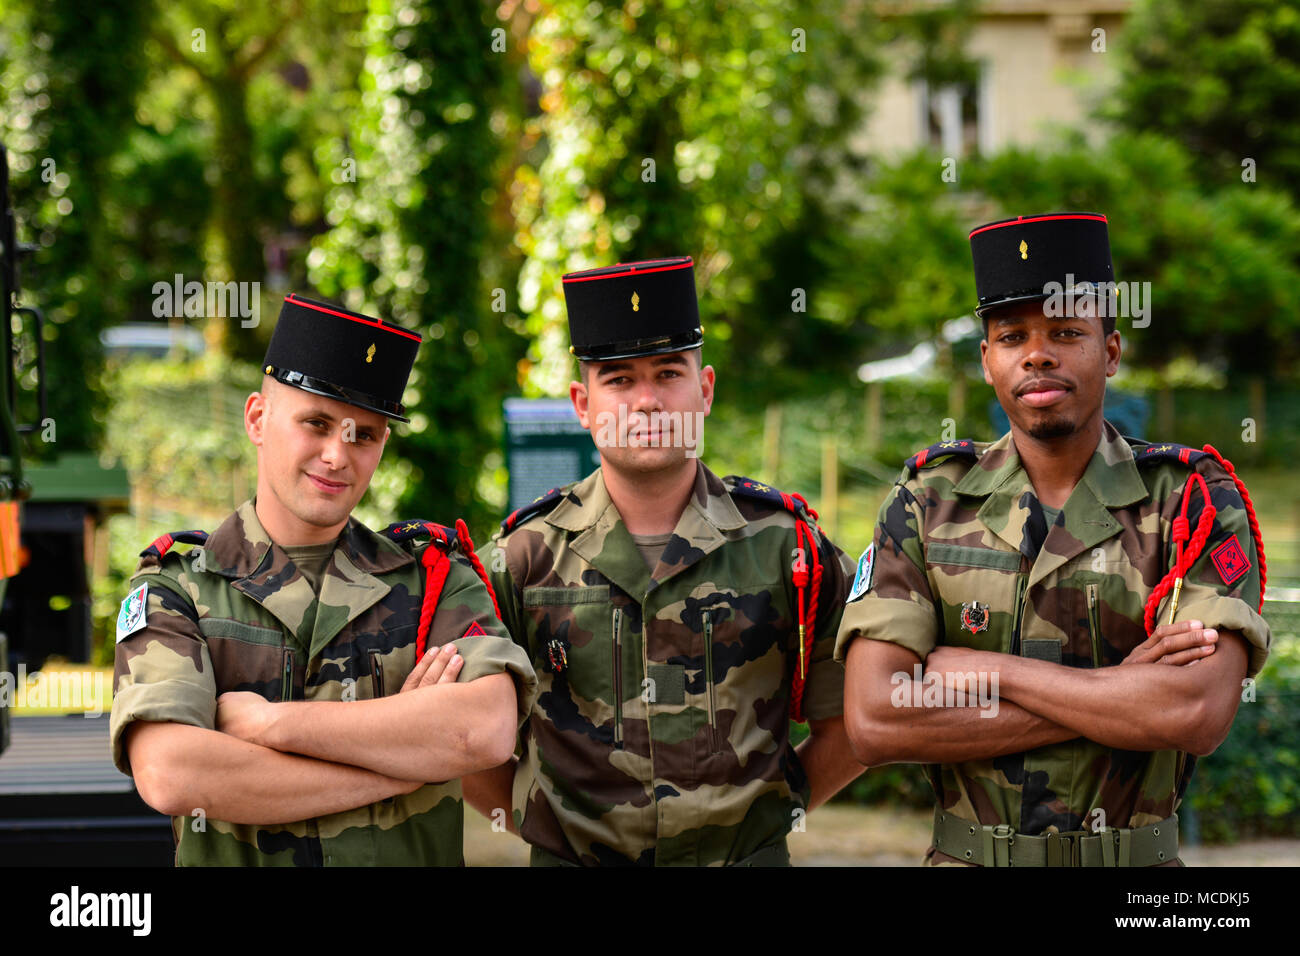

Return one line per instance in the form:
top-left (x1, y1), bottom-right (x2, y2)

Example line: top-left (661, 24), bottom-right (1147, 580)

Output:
top-left (1210, 536), bottom-right (1251, 587)
top-left (116, 583), bottom-right (149, 643)
top-left (848, 543), bottom-right (874, 603)
top-left (462, 621), bottom-right (488, 639)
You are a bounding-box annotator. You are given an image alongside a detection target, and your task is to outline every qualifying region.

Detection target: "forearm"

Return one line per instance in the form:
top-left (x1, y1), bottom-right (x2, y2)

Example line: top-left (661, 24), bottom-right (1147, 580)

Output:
top-left (990, 651), bottom-right (1239, 754)
top-left (258, 674), bottom-right (516, 780)
top-left (795, 716), bottom-right (867, 810)
top-left (126, 721), bottom-right (419, 825)
top-left (844, 638), bottom-right (1078, 765)
top-left (855, 692), bottom-right (1078, 765)
top-left (461, 758), bottom-right (519, 834)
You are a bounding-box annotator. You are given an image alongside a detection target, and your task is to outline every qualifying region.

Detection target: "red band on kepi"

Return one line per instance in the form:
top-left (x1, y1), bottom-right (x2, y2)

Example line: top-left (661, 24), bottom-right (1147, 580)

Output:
top-left (562, 256), bottom-right (702, 361)
top-left (263, 294), bottom-right (421, 422)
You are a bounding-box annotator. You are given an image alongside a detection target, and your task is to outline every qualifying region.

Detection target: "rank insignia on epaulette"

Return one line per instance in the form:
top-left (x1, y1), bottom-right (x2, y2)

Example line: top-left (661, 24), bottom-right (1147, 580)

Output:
top-left (501, 486), bottom-right (565, 534)
top-left (1133, 442), bottom-right (1207, 467)
top-left (380, 520), bottom-right (452, 546)
top-left (139, 530), bottom-right (209, 560)
top-left (725, 476), bottom-right (814, 519)
top-left (905, 439), bottom-right (978, 475)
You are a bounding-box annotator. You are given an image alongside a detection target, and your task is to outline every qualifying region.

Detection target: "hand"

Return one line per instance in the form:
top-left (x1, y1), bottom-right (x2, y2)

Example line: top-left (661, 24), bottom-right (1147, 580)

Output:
top-left (1121, 619), bottom-right (1218, 667)
top-left (216, 691), bottom-right (275, 745)
top-left (399, 641), bottom-right (464, 693)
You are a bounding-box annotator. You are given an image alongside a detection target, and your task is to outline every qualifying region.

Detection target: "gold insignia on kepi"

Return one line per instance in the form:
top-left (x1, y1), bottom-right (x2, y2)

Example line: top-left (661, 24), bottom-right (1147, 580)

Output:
top-left (631, 291), bottom-right (640, 312)
top-left (366, 343), bottom-right (376, 363)
top-left (1019, 239), bottom-right (1028, 260)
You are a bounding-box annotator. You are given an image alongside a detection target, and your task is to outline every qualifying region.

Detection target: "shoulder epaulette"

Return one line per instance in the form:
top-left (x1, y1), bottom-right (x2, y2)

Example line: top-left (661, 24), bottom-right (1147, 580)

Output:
top-left (904, 439), bottom-right (979, 477)
top-left (726, 476), bottom-right (814, 519)
top-left (1131, 441), bottom-right (1208, 468)
top-left (139, 530), bottom-right (208, 560)
top-left (380, 520), bottom-right (454, 549)
top-left (501, 487), bottom-right (564, 534)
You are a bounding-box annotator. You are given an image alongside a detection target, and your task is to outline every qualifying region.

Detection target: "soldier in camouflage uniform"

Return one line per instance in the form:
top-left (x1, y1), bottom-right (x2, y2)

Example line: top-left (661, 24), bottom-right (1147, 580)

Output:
top-left (110, 294), bottom-right (537, 865)
top-left (837, 213), bottom-right (1271, 866)
top-left (465, 257), bottom-right (865, 866)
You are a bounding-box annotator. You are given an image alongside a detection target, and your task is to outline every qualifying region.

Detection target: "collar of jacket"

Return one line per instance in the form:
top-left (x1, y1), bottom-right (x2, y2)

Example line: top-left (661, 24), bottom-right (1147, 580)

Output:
top-left (951, 420), bottom-right (1149, 587)
top-left (202, 499), bottom-right (415, 580)
top-left (199, 500), bottom-right (416, 656)
top-left (543, 460), bottom-right (747, 597)
top-left (953, 419), bottom-right (1147, 507)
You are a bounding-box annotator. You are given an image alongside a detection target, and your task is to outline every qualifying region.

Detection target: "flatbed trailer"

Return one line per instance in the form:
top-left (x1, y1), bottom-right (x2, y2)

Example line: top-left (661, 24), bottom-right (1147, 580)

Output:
top-left (0, 714), bottom-right (173, 866)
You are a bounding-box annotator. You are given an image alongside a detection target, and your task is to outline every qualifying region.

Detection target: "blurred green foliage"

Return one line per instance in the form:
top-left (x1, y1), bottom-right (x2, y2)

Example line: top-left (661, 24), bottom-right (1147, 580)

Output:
top-left (1110, 0), bottom-right (1300, 202)
top-left (1187, 633), bottom-right (1300, 842)
top-left (308, 0), bottom-right (526, 532)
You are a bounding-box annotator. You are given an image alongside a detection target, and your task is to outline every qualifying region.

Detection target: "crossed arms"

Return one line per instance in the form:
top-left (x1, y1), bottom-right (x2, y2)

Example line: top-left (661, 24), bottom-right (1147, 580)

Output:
top-left (126, 643), bottom-right (517, 824)
top-left (843, 619), bottom-right (1250, 767)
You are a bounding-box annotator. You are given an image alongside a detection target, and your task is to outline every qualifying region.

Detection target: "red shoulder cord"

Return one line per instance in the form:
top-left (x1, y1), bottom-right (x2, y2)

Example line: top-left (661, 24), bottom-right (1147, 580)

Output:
top-left (1142, 445), bottom-right (1267, 636)
top-left (414, 519), bottom-right (503, 659)
top-left (789, 493), bottom-right (824, 724)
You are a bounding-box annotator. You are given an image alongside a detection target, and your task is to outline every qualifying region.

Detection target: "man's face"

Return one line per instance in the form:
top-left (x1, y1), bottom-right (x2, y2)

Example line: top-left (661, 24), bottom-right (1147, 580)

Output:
top-left (980, 299), bottom-right (1121, 442)
top-left (245, 378), bottom-right (390, 538)
top-left (570, 351), bottom-right (715, 476)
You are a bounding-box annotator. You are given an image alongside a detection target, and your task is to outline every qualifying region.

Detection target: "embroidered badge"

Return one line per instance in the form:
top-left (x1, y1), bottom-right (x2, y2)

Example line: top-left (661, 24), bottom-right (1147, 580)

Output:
top-left (462, 621), bottom-right (487, 639)
top-left (1210, 536), bottom-right (1251, 587)
top-left (961, 600), bottom-right (989, 634)
top-left (116, 583), bottom-right (149, 643)
top-left (848, 543), bottom-right (874, 603)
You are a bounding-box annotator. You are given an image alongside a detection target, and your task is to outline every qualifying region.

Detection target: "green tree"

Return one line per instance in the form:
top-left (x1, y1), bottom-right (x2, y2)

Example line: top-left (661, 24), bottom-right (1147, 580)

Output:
top-left (0, 0), bottom-right (153, 455)
top-left (309, 0), bottom-right (524, 532)
top-left (513, 0), bottom-right (883, 399)
top-left (1110, 0), bottom-right (1300, 197)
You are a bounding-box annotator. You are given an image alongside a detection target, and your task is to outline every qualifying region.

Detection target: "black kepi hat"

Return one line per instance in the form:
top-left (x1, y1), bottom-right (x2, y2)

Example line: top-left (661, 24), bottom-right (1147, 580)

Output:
top-left (562, 256), bottom-right (701, 361)
top-left (262, 293), bottom-right (422, 422)
top-left (969, 212), bottom-right (1112, 318)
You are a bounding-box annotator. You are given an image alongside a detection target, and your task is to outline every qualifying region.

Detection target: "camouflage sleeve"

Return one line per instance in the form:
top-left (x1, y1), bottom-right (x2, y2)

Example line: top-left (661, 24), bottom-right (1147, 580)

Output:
top-left (476, 533), bottom-right (529, 658)
top-left (834, 481), bottom-right (939, 664)
top-left (109, 572), bottom-right (217, 777)
top-left (1168, 469), bottom-right (1271, 679)
top-left (801, 527), bottom-right (857, 721)
top-left (432, 551), bottom-right (538, 728)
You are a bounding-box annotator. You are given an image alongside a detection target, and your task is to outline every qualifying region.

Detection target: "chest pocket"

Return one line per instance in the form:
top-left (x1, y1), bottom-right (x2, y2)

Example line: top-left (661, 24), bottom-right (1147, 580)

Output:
top-left (925, 543), bottom-right (1024, 654)
top-left (523, 584), bottom-right (623, 740)
top-left (200, 617), bottom-right (287, 697)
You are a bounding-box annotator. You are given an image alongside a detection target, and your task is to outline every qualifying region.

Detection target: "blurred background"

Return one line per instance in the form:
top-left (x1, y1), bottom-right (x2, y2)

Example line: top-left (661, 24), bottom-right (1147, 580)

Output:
top-left (0, 0), bottom-right (1296, 864)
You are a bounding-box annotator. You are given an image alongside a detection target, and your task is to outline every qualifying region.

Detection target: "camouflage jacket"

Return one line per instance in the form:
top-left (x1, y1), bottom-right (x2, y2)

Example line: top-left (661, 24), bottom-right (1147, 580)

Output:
top-left (481, 462), bottom-right (856, 866)
top-left (835, 422), bottom-right (1271, 862)
top-left (110, 499), bottom-right (537, 866)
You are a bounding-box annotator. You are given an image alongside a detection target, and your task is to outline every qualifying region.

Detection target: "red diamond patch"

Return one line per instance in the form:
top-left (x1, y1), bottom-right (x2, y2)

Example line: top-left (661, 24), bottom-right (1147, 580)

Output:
top-left (461, 621), bottom-right (488, 638)
top-left (1210, 536), bottom-right (1250, 587)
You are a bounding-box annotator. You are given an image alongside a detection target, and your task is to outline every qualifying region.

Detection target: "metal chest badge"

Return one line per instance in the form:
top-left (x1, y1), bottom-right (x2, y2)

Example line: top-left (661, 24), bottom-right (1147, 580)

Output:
top-left (546, 637), bottom-right (568, 674)
top-left (960, 600), bottom-right (989, 635)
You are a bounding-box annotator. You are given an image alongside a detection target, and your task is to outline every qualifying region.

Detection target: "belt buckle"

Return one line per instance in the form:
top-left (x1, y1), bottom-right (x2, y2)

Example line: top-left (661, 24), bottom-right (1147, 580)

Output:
top-left (1046, 831), bottom-right (1081, 867)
